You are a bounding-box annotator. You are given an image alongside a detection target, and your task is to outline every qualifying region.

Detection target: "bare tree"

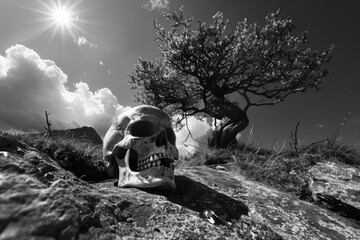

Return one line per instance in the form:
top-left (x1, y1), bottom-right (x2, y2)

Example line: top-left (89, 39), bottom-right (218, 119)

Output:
top-left (129, 8), bottom-right (334, 148)
top-left (44, 110), bottom-right (52, 137)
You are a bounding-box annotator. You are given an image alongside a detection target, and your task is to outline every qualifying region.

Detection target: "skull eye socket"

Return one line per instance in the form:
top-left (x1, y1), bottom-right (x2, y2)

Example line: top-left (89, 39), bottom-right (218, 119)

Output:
top-left (166, 127), bottom-right (176, 145)
top-left (129, 120), bottom-right (155, 137)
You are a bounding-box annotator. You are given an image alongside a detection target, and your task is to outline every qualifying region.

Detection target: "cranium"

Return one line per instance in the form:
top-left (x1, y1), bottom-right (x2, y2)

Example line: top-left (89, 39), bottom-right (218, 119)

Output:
top-left (103, 105), bottom-right (179, 192)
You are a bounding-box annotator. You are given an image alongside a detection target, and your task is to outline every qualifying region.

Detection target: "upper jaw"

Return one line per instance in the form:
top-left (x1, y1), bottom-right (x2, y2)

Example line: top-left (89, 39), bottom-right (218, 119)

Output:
top-left (136, 152), bottom-right (175, 172)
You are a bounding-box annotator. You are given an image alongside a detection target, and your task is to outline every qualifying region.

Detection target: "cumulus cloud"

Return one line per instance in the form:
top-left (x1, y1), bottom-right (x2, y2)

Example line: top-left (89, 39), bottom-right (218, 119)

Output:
top-left (141, 0), bottom-right (169, 11)
top-left (175, 117), bottom-right (212, 156)
top-left (75, 36), bottom-right (97, 48)
top-left (0, 44), bottom-right (212, 156)
top-left (0, 44), bottom-right (128, 136)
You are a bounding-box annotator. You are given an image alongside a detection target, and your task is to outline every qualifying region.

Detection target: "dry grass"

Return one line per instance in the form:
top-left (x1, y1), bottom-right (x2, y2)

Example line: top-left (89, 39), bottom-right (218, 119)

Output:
top-left (9, 114), bottom-right (360, 192)
top-left (177, 113), bottom-right (360, 197)
top-left (177, 132), bottom-right (360, 198)
top-left (13, 131), bottom-right (110, 182)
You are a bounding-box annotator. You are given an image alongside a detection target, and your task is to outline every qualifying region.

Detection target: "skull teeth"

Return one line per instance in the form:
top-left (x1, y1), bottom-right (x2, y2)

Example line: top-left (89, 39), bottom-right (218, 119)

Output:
top-left (136, 153), bottom-right (174, 173)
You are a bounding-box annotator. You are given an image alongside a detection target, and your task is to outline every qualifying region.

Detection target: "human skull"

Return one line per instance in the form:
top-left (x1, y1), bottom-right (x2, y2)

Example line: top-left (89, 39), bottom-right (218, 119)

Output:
top-left (103, 105), bottom-right (179, 192)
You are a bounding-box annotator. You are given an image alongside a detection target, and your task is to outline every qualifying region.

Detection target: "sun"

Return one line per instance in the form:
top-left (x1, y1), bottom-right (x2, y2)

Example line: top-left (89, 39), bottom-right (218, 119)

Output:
top-left (15, 0), bottom-right (92, 45)
top-left (42, 1), bottom-right (83, 40)
top-left (43, 1), bottom-right (80, 34)
top-left (51, 7), bottom-right (72, 27)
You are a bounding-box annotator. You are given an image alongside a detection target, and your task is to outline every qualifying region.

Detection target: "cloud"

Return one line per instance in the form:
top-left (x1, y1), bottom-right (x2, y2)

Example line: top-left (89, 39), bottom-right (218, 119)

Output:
top-left (141, 0), bottom-right (169, 11)
top-left (0, 44), bottom-right (212, 157)
top-left (0, 44), bottom-right (128, 136)
top-left (0, 55), bottom-right (10, 78)
top-left (175, 117), bottom-right (212, 156)
top-left (75, 36), bottom-right (97, 48)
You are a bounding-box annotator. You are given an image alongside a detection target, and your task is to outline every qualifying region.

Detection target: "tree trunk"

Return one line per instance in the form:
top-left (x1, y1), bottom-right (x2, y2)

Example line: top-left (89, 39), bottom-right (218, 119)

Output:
top-left (207, 101), bottom-right (249, 148)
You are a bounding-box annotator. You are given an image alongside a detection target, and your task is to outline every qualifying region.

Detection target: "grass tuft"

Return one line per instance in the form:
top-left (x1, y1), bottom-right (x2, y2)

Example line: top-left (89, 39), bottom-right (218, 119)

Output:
top-left (14, 132), bottom-right (110, 182)
top-left (178, 136), bottom-right (360, 198)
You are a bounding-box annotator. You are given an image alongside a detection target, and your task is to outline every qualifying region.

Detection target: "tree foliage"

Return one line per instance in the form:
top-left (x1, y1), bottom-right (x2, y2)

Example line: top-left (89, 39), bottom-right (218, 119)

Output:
top-left (129, 8), bottom-right (334, 147)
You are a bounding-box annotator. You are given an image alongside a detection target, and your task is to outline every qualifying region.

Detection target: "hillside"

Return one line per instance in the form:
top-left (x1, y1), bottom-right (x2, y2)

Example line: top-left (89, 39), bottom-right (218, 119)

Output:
top-left (0, 131), bottom-right (360, 239)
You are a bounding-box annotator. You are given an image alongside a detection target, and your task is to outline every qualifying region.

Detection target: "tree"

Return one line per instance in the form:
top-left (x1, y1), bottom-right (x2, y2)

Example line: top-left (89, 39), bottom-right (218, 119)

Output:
top-left (129, 8), bottom-right (334, 148)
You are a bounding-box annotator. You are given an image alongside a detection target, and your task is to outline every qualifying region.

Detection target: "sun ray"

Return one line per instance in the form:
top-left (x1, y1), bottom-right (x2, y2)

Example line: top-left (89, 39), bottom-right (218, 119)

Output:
top-left (26, 0), bottom-right (84, 39)
top-left (7, 0), bottom-right (99, 52)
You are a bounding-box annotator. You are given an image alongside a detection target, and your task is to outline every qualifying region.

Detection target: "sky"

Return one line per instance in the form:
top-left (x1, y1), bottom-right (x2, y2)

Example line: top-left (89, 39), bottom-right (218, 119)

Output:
top-left (0, 0), bottom-right (359, 155)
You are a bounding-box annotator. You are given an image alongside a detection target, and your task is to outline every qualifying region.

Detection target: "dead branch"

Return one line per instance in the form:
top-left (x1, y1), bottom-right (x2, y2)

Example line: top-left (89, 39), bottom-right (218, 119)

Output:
top-left (43, 110), bottom-right (52, 137)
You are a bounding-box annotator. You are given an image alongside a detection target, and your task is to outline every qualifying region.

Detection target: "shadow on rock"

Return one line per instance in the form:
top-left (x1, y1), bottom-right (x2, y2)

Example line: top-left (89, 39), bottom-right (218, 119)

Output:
top-left (144, 175), bottom-right (249, 223)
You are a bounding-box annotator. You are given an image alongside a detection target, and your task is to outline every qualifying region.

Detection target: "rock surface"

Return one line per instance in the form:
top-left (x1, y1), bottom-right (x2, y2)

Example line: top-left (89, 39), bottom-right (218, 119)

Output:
top-left (177, 167), bottom-right (360, 240)
top-left (51, 126), bottom-right (103, 145)
top-left (0, 132), bottom-right (360, 239)
top-left (308, 161), bottom-right (360, 222)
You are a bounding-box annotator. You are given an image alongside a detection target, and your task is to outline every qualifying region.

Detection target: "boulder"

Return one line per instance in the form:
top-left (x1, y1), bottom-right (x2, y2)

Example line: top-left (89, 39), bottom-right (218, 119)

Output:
top-left (308, 161), bottom-right (360, 221)
top-left (0, 157), bottom-right (277, 239)
top-left (0, 133), bottom-right (359, 239)
top-left (176, 167), bottom-right (360, 240)
top-left (51, 126), bottom-right (103, 145)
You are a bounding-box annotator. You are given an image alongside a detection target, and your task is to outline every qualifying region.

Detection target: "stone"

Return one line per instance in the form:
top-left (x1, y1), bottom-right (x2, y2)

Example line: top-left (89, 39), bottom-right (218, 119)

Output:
top-left (0, 133), bottom-right (27, 154)
top-left (176, 167), bottom-right (360, 240)
top-left (51, 126), bottom-right (103, 145)
top-left (0, 132), bottom-right (359, 239)
top-left (308, 161), bottom-right (360, 221)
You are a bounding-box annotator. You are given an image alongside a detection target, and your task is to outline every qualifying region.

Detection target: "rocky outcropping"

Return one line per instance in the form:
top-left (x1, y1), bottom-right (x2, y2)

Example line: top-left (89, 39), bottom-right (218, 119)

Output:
top-left (51, 126), bottom-right (103, 145)
top-left (0, 132), bottom-right (360, 239)
top-left (308, 161), bottom-right (360, 222)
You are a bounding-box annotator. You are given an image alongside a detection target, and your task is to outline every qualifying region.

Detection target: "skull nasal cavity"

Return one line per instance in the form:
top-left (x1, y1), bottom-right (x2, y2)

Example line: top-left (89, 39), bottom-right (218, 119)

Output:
top-left (156, 130), bottom-right (168, 148)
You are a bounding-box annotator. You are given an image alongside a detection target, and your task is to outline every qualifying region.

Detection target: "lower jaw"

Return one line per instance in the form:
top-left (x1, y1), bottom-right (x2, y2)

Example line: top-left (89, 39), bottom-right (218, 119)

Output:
top-left (119, 177), bottom-right (176, 192)
top-left (117, 167), bottom-right (176, 192)
top-left (139, 166), bottom-right (174, 179)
